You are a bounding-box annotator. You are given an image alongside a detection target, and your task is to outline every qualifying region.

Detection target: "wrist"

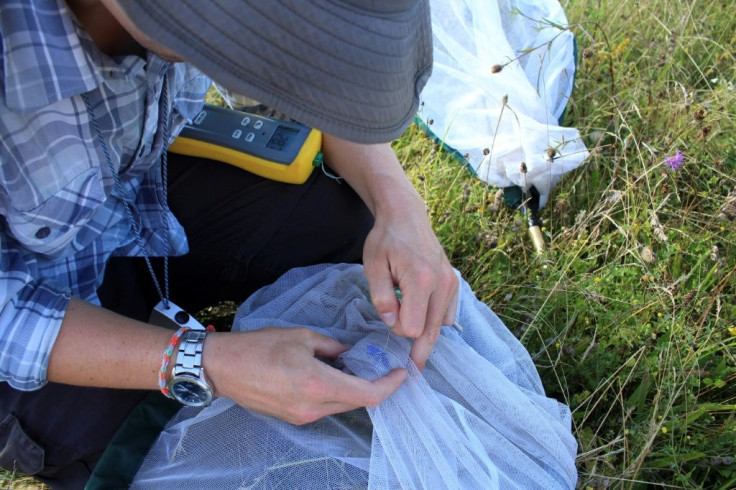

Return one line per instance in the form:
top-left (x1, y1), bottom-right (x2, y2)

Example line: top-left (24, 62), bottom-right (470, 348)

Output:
top-left (200, 331), bottom-right (252, 402)
top-left (160, 328), bottom-right (216, 406)
top-left (158, 327), bottom-right (188, 398)
top-left (201, 331), bottom-right (228, 398)
top-left (371, 182), bottom-right (428, 228)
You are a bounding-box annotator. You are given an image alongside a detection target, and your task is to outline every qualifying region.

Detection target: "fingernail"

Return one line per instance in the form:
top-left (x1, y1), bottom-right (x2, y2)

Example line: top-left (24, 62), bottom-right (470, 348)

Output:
top-left (380, 312), bottom-right (396, 328)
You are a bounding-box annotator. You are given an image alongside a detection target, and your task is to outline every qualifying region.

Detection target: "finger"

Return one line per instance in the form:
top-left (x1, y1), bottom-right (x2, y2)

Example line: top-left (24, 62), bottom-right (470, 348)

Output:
top-left (308, 384), bottom-right (404, 423)
top-left (275, 353), bottom-right (406, 425)
top-left (325, 366), bottom-right (408, 409)
top-left (289, 365), bottom-right (406, 424)
top-left (394, 273), bottom-right (433, 338)
top-left (364, 262), bottom-right (400, 329)
top-left (297, 328), bottom-right (351, 359)
top-left (409, 269), bottom-right (458, 370)
top-left (312, 360), bottom-right (406, 403)
top-left (408, 289), bottom-right (446, 371)
top-left (442, 275), bottom-right (460, 326)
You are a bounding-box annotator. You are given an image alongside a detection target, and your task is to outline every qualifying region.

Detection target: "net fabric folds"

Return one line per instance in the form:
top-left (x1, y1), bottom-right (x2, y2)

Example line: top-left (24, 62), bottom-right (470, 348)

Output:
top-left (418, 0), bottom-right (589, 208)
top-left (132, 264), bottom-right (577, 489)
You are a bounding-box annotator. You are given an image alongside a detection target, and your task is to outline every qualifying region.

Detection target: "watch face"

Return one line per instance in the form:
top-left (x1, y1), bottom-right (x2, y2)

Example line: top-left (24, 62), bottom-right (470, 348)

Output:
top-left (171, 377), bottom-right (212, 406)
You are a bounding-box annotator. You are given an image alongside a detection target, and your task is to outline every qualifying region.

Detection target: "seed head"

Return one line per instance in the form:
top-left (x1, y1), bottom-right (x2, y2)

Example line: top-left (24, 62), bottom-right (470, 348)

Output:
top-left (462, 185), bottom-right (471, 200)
top-left (490, 189), bottom-right (504, 212)
top-left (693, 108), bottom-right (706, 121)
top-left (641, 246), bottom-right (656, 264)
top-left (491, 64), bottom-right (503, 74)
top-left (582, 48), bottom-right (594, 59)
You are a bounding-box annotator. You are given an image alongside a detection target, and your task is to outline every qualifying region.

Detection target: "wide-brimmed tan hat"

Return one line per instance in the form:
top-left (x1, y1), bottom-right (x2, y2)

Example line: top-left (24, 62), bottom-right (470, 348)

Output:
top-left (116, 0), bottom-right (433, 144)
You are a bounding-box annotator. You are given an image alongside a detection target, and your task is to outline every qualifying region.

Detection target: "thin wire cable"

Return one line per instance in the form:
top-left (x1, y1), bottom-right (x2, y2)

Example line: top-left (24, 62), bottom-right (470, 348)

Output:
top-left (159, 79), bottom-right (171, 307)
top-left (82, 74), bottom-right (172, 308)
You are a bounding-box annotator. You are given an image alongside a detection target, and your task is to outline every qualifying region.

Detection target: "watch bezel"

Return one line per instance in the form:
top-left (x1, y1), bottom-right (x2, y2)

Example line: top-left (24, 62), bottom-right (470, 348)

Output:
top-left (169, 372), bottom-right (214, 407)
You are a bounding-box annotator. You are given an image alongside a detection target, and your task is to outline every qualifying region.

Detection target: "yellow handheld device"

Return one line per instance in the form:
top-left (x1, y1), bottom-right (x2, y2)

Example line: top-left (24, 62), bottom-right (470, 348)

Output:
top-left (169, 104), bottom-right (322, 184)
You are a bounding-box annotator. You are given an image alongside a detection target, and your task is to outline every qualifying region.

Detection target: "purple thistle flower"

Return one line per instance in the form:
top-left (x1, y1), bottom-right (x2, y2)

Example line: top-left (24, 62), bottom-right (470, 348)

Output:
top-left (662, 150), bottom-right (684, 170)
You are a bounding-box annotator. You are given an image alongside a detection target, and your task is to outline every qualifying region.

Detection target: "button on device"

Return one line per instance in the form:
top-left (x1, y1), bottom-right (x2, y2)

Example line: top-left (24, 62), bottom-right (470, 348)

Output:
top-left (245, 132), bottom-right (255, 142)
top-left (253, 120), bottom-right (263, 130)
top-left (35, 227), bottom-right (51, 239)
top-left (240, 117), bottom-right (251, 126)
top-left (193, 111), bottom-right (207, 125)
top-left (232, 129), bottom-right (242, 139)
top-left (174, 310), bottom-right (190, 325)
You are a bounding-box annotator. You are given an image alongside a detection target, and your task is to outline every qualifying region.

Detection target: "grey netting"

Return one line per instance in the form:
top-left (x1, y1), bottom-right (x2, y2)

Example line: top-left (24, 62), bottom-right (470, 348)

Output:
top-left (132, 264), bottom-right (577, 489)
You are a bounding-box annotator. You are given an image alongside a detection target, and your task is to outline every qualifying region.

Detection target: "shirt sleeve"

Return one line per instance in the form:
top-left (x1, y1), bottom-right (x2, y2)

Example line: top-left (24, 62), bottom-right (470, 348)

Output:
top-left (0, 230), bottom-right (71, 390)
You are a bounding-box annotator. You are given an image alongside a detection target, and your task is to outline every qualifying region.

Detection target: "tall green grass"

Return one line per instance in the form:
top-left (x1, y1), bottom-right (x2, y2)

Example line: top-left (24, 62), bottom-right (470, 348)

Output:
top-left (394, 0), bottom-right (735, 487)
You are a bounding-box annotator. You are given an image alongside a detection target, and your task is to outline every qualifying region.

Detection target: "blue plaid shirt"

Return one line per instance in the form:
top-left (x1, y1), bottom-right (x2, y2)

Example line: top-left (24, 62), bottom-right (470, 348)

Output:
top-left (0, 0), bottom-right (210, 389)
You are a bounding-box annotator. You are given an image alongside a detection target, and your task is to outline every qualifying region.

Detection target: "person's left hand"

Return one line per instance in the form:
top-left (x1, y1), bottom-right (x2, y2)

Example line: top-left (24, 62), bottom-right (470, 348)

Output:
top-left (322, 135), bottom-right (458, 371)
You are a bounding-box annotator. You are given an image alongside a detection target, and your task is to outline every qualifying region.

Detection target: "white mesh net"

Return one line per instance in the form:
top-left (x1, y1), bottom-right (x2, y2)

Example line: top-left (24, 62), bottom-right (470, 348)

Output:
top-left (418, 0), bottom-right (589, 208)
top-left (132, 264), bottom-right (577, 489)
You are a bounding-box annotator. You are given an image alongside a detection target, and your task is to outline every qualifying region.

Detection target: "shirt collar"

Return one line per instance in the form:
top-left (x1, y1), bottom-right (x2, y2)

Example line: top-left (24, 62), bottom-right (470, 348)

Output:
top-left (1, 0), bottom-right (137, 112)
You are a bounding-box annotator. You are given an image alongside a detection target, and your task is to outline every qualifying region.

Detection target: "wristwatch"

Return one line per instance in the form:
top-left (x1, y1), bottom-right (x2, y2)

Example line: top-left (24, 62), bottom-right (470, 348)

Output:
top-left (169, 330), bottom-right (214, 407)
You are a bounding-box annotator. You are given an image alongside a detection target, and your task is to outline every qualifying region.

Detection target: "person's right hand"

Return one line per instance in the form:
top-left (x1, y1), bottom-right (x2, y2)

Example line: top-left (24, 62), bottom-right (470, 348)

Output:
top-left (203, 327), bottom-right (407, 425)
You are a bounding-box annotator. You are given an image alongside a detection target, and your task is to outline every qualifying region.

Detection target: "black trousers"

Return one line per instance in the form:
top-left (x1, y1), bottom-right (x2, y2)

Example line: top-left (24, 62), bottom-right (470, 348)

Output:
top-left (0, 154), bottom-right (373, 489)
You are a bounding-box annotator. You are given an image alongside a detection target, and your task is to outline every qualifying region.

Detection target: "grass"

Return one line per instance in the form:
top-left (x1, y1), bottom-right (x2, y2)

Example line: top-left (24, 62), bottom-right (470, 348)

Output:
top-left (391, 0), bottom-right (735, 487)
top-left (0, 473), bottom-right (47, 490)
top-left (3, 0), bottom-right (734, 488)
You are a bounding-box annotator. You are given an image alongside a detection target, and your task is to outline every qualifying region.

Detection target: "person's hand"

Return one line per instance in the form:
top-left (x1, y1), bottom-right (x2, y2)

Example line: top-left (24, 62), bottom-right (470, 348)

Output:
top-left (204, 328), bottom-right (407, 425)
top-left (321, 135), bottom-right (459, 371)
top-left (361, 184), bottom-right (458, 371)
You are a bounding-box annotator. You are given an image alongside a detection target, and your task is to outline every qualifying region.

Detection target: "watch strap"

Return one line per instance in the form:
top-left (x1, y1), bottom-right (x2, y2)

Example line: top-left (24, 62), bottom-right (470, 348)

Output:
top-left (173, 330), bottom-right (209, 378)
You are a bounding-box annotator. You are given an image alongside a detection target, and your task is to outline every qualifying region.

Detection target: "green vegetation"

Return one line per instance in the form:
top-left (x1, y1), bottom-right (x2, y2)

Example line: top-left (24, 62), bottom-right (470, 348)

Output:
top-left (3, 0), bottom-right (733, 488)
top-left (393, 0), bottom-right (735, 487)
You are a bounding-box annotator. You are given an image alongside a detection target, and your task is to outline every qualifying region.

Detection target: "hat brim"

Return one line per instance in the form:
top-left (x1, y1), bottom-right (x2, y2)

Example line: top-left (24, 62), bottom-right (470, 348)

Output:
top-left (117, 0), bottom-right (432, 143)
